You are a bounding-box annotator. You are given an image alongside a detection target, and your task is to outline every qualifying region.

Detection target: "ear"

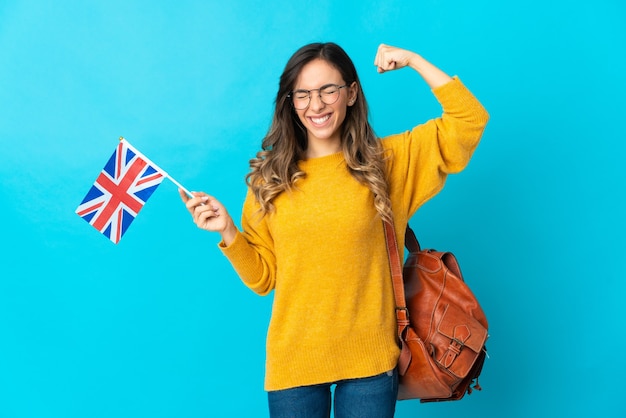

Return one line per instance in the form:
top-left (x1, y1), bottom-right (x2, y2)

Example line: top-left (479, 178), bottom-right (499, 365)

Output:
top-left (348, 81), bottom-right (358, 106)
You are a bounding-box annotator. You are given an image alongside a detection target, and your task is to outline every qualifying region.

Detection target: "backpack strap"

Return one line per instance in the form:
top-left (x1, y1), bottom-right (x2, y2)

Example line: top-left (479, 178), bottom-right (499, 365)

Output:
top-left (383, 220), bottom-right (412, 375)
top-left (404, 223), bottom-right (421, 253)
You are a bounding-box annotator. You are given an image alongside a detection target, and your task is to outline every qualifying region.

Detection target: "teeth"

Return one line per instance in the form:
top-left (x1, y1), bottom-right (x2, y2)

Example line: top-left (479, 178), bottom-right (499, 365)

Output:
top-left (311, 115), bottom-right (331, 124)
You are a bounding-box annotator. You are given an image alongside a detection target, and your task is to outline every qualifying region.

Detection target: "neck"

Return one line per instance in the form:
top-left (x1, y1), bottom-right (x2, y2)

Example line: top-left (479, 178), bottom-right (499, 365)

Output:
top-left (305, 138), bottom-right (341, 159)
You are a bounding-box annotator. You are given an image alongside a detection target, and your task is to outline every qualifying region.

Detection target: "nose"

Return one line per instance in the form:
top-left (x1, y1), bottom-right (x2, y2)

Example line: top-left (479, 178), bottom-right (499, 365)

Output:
top-left (308, 92), bottom-right (326, 111)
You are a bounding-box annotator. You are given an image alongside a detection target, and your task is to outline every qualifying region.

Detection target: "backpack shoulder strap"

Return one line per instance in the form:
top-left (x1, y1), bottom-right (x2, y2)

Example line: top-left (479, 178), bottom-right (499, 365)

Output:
top-left (383, 221), bottom-right (412, 374)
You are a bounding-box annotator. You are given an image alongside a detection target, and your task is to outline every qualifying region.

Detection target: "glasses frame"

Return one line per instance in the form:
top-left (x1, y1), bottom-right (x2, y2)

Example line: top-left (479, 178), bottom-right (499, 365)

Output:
top-left (288, 84), bottom-right (349, 110)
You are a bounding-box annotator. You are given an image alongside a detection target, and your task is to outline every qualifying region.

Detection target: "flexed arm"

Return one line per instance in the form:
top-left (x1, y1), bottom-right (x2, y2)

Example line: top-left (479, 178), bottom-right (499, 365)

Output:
top-left (374, 43), bottom-right (452, 89)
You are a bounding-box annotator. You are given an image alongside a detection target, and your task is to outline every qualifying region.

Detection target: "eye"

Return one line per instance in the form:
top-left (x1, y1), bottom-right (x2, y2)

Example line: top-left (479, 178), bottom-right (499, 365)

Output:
top-left (293, 90), bottom-right (309, 100)
top-left (321, 85), bottom-right (339, 96)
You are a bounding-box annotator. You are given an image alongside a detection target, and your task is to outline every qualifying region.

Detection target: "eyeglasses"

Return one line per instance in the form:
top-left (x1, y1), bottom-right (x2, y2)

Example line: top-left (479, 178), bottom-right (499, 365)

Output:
top-left (288, 84), bottom-right (348, 110)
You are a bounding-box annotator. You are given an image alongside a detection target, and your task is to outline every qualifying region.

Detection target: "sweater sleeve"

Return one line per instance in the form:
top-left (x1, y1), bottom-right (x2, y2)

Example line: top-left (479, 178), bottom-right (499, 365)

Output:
top-left (383, 76), bottom-right (489, 219)
top-left (218, 189), bottom-right (277, 296)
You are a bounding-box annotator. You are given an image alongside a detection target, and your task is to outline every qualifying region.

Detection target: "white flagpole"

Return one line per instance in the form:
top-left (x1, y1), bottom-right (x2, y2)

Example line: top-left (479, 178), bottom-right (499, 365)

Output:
top-left (120, 137), bottom-right (195, 198)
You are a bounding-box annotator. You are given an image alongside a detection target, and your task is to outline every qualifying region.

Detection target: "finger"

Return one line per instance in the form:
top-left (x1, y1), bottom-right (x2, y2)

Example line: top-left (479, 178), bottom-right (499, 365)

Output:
top-left (193, 200), bottom-right (219, 216)
top-left (373, 43), bottom-right (386, 68)
top-left (195, 206), bottom-right (221, 228)
top-left (375, 45), bottom-right (399, 73)
top-left (185, 195), bottom-right (209, 212)
top-left (377, 59), bottom-right (396, 73)
top-left (178, 188), bottom-right (190, 203)
top-left (385, 60), bottom-right (397, 71)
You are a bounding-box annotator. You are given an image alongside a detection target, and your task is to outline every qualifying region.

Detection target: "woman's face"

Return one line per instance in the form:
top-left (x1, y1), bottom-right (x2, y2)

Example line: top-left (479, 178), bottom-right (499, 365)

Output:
top-left (292, 59), bottom-right (357, 156)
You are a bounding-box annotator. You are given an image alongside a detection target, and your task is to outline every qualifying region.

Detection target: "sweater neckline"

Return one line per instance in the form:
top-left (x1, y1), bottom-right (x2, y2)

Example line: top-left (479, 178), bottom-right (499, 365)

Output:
top-left (298, 151), bottom-right (345, 169)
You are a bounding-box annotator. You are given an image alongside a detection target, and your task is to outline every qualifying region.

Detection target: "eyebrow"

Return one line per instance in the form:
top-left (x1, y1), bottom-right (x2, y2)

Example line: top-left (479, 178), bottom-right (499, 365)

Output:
top-left (293, 83), bottom-right (341, 92)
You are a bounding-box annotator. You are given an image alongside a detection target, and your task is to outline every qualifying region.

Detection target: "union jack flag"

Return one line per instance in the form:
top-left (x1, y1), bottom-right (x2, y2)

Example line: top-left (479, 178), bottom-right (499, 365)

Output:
top-left (76, 140), bottom-right (166, 244)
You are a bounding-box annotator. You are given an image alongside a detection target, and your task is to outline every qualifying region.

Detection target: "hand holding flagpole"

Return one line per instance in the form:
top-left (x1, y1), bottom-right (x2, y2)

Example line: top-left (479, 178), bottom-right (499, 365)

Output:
top-left (122, 137), bottom-right (235, 242)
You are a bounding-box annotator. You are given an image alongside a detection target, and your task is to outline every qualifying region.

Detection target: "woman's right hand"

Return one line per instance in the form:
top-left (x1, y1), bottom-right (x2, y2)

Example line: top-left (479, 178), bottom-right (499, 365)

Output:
top-left (179, 188), bottom-right (237, 245)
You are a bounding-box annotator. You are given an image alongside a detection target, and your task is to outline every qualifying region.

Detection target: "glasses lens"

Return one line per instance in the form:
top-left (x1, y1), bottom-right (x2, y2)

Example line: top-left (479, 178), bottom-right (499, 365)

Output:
top-left (320, 85), bottom-right (341, 105)
top-left (292, 91), bottom-right (310, 110)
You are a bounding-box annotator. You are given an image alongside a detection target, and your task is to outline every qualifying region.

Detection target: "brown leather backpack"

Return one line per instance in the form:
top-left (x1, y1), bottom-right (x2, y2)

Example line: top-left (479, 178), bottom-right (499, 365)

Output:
top-left (384, 222), bottom-right (489, 402)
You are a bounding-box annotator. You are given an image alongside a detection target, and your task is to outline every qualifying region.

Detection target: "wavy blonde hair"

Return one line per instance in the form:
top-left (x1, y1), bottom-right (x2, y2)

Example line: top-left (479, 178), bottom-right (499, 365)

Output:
top-left (246, 42), bottom-right (392, 223)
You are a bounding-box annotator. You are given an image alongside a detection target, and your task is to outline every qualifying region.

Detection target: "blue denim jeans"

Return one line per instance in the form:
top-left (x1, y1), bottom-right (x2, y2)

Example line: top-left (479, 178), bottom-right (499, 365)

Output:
top-left (267, 369), bottom-right (398, 418)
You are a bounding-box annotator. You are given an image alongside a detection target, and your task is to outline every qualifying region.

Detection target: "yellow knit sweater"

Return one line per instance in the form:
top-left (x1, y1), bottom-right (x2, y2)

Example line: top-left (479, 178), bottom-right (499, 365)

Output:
top-left (220, 77), bottom-right (489, 391)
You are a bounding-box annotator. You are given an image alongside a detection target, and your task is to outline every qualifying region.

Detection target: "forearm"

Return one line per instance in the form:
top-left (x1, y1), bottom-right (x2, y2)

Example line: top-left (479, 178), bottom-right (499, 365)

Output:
top-left (220, 230), bottom-right (276, 295)
top-left (407, 53), bottom-right (453, 89)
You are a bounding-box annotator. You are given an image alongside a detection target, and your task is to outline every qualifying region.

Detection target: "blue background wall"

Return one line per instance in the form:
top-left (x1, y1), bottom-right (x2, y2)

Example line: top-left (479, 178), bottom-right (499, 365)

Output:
top-left (1, 1), bottom-right (624, 417)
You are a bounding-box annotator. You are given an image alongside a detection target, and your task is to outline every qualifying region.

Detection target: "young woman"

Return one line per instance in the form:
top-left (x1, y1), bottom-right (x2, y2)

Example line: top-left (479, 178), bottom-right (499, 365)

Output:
top-left (180, 42), bottom-right (489, 418)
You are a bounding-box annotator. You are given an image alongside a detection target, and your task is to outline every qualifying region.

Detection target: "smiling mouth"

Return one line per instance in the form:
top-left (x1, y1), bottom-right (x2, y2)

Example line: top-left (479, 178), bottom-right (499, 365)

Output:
top-left (309, 114), bottom-right (331, 125)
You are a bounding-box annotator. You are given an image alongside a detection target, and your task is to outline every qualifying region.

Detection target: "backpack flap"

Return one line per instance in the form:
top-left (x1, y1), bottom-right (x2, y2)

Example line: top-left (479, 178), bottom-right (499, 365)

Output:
top-left (434, 304), bottom-right (488, 378)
